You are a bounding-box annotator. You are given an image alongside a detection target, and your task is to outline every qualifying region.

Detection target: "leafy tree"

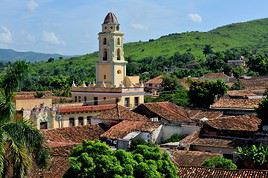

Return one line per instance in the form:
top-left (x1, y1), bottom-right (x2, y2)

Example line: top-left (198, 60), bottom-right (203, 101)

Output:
top-left (230, 79), bottom-right (245, 90)
top-left (237, 144), bottom-right (268, 167)
top-left (206, 53), bottom-right (225, 71)
top-left (188, 80), bottom-right (227, 107)
top-left (64, 140), bottom-right (178, 178)
top-left (202, 156), bottom-right (237, 170)
top-left (203, 44), bottom-right (214, 56)
top-left (232, 66), bottom-right (244, 78)
top-left (247, 54), bottom-right (268, 75)
top-left (0, 70), bottom-right (48, 177)
top-left (163, 134), bottom-right (185, 143)
top-left (162, 74), bottom-right (180, 91)
top-left (256, 91), bottom-right (268, 124)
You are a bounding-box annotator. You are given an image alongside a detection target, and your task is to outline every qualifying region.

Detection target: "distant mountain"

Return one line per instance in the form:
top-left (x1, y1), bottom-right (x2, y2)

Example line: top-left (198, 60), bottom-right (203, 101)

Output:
top-left (0, 49), bottom-right (65, 63)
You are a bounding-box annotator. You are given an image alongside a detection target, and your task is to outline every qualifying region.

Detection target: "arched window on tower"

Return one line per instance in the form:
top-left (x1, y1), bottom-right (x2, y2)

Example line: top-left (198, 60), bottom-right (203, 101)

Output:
top-left (103, 49), bottom-right (107, 61)
top-left (103, 38), bottom-right (107, 45)
top-left (117, 38), bottom-right (120, 45)
top-left (117, 48), bottom-right (121, 60)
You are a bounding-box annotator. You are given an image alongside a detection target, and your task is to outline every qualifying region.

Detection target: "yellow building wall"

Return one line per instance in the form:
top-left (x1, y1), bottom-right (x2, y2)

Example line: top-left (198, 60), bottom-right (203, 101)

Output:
top-left (96, 63), bottom-right (113, 85)
top-left (114, 65), bottom-right (125, 87)
top-left (15, 98), bottom-right (52, 111)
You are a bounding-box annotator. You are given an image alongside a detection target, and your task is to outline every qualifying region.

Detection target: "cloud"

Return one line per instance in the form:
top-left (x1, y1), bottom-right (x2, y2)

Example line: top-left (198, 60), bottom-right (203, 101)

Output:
top-left (41, 31), bottom-right (65, 45)
top-left (131, 23), bottom-right (148, 31)
top-left (189, 13), bottom-right (202, 23)
top-left (0, 26), bottom-right (12, 44)
top-left (27, 0), bottom-right (39, 12)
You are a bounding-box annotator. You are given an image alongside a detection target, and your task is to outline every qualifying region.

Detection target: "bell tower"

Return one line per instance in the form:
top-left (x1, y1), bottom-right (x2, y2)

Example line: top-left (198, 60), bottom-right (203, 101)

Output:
top-left (96, 12), bottom-right (127, 87)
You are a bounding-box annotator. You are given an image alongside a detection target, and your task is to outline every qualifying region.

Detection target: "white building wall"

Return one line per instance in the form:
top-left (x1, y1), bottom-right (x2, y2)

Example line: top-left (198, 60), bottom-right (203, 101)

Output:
top-left (162, 124), bottom-right (200, 141)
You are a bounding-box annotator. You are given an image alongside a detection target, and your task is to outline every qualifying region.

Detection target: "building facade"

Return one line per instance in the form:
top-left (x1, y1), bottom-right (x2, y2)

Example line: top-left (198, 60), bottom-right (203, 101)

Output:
top-left (71, 12), bottom-right (144, 109)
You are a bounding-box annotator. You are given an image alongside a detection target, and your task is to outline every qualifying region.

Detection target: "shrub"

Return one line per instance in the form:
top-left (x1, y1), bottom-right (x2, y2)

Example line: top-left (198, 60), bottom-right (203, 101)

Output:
top-left (202, 156), bottom-right (237, 170)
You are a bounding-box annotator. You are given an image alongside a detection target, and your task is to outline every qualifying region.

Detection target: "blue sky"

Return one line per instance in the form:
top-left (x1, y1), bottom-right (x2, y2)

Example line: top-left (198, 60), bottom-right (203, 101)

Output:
top-left (0, 0), bottom-right (268, 55)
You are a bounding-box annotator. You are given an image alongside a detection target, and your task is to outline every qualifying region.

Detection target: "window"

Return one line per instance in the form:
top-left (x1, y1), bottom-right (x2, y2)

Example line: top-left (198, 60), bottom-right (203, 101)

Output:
top-left (104, 97), bottom-right (106, 100)
top-left (103, 38), bottom-right (107, 45)
top-left (117, 70), bottom-right (122, 74)
top-left (124, 97), bottom-right (130, 107)
top-left (104, 26), bottom-right (107, 30)
top-left (78, 96), bottom-right (81, 102)
top-left (87, 116), bottom-right (92, 125)
top-left (104, 75), bottom-right (106, 79)
top-left (134, 97), bottom-right (139, 106)
top-left (75, 96), bottom-right (77, 102)
top-left (69, 118), bottom-right (75, 127)
top-left (78, 117), bottom-right (84, 126)
top-left (116, 25), bottom-right (120, 31)
top-left (103, 49), bottom-right (107, 61)
top-left (110, 26), bottom-right (113, 30)
top-left (151, 117), bottom-right (158, 122)
top-left (94, 97), bottom-right (98, 105)
top-left (117, 48), bottom-right (120, 60)
top-left (117, 38), bottom-right (120, 45)
top-left (40, 122), bottom-right (48, 129)
top-left (149, 84), bottom-right (152, 87)
top-left (84, 96), bottom-right (87, 102)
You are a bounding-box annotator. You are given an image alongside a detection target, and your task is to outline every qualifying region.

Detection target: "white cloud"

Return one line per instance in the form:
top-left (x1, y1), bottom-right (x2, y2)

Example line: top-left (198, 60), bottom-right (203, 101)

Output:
top-left (131, 23), bottom-right (148, 31)
top-left (0, 26), bottom-right (12, 44)
top-left (189, 13), bottom-right (202, 23)
top-left (27, 0), bottom-right (39, 12)
top-left (41, 31), bottom-right (65, 45)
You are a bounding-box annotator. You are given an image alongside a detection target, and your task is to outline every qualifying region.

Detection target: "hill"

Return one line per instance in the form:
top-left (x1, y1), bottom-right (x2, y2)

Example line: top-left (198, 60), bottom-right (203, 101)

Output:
top-left (29, 17), bottom-right (268, 83)
top-left (0, 48), bottom-right (65, 62)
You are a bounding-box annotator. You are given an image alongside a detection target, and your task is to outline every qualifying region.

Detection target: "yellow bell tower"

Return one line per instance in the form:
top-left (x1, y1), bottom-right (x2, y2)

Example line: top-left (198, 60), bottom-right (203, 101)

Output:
top-left (96, 12), bottom-right (127, 87)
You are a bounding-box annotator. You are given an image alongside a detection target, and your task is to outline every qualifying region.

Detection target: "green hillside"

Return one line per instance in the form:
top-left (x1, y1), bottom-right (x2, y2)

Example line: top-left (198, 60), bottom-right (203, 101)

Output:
top-left (31, 18), bottom-right (268, 85)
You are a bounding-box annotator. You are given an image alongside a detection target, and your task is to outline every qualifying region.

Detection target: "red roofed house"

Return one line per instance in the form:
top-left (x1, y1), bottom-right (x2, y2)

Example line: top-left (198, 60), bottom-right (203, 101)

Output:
top-left (201, 72), bottom-right (230, 82)
top-left (101, 120), bottom-right (162, 149)
top-left (145, 75), bottom-right (163, 96)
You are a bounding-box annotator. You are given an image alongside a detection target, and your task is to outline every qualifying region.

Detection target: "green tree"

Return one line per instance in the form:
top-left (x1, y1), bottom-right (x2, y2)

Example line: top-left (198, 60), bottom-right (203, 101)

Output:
top-left (0, 65), bottom-right (48, 177)
top-left (188, 80), bottom-right (227, 107)
top-left (202, 156), bottom-right (237, 170)
top-left (256, 91), bottom-right (268, 124)
top-left (237, 144), bottom-right (268, 167)
top-left (162, 74), bottom-right (180, 91)
top-left (203, 44), bottom-right (214, 56)
top-left (64, 140), bottom-right (178, 178)
top-left (230, 79), bottom-right (245, 90)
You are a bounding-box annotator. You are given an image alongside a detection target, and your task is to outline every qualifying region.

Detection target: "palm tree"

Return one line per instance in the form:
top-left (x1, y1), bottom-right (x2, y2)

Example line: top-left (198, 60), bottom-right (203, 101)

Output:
top-left (0, 62), bottom-right (48, 177)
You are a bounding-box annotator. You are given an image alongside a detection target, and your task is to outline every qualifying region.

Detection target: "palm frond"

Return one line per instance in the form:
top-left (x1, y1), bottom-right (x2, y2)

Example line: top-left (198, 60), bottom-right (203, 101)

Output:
top-left (2, 120), bottom-right (49, 168)
top-left (0, 129), bottom-right (6, 176)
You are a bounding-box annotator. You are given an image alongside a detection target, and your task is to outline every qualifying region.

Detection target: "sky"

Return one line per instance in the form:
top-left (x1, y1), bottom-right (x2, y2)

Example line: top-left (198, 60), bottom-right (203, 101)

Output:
top-left (0, 0), bottom-right (268, 55)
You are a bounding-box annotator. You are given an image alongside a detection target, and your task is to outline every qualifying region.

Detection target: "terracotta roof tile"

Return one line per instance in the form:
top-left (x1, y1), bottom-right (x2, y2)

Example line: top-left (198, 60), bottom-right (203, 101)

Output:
top-left (172, 151), bottom-right (222, 167)
top-left (202, 72), bottom-right (229, 79)
top-left (210, 98), bottom-right (261, 110)
top-left (206, 115), bottom-right (261, 131)
top-left (192, 138), bottom-right (238, 148)
top-left (187, 109), bottom-right (223, 121)
top-left (227, 90), bottom-right (256, 98)
top-left (145, 75), bottom-right (163, 85)
top-left (95, 105), bottom-right (148, 121)
top-left (101, 120), bottom-right (161, 139)
top-left (137, 102), bottom-right (191, 122)
top-left (240, 77), bottom-right (268, 91)
top-left (42, 125), bottom-right (104, 148)
top-left (14, 91), bottom-right (52, 100)
top-left (179, 167), bottom-right (268, 178)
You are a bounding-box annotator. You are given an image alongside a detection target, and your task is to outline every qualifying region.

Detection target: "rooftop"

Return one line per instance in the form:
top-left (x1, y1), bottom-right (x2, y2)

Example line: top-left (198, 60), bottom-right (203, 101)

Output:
top-left (145, 75), bottom-right (163, 85)
top-left (100, 120), bottom-right (161, 140)
top-left (210, 98), bottom-right (261, 110)
top-left (103, 12), bottom-right (119, 24)
top-left (227, 90), bottom-right (256, 98)
top-left (134, 102), bottom-right (192, 123)
top-left (14, 91), bottom-right (52, 100)
top-left (240, 76), bottom-right (268, 91)
top-left (172, 150), bottom-right (222, 167)
top-left (202, 72), bottom-right (229, 79)
top-left (205, 115), bottom-right (261, 132)
top-left (179, 167), bottom-right (268, 178)
top-left (192, 138), bottom-right (239, 148)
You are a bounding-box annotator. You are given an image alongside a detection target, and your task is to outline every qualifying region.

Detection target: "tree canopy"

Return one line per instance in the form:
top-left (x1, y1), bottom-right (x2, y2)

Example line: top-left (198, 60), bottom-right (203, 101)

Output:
top-left (202, 156), bottom-right (237, 170)
top-left (64, 140), bottom-right (178, 178)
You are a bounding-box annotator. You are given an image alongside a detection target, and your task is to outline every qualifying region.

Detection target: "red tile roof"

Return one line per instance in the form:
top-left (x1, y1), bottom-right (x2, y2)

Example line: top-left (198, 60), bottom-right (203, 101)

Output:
top-left (101, 120), bottom-right (161, 139)
top-left (58, 104), bottom-right (117, 114)
top-left (95, 105), bottom-right (148, 121)
top-left (30, 125), bottom-right (104, 178)
top-left (210, 98), bottom-right (261, 110)
top-left (206, 115), bottom-right (261, 132)
top-left (202, 72), bottom-right (229, 79)
top-left (187, 109), bottom-right (223, 121)
top-left (179, 167), bottom-right (268, 178)
top-left (145, 75), bottom-right (163, 85)
top-left (42, 125), bottom-right (105, 148)
top-left (172, 151), bottom-right (222, 167)
top-left (240, 76), bottom-right (268, 91)
top-left (227, 90), bottom-right (256, 98)
top-left (137, 102), bottom-right (192, 123)
top-left (192, 138), bottom-right (237, 148)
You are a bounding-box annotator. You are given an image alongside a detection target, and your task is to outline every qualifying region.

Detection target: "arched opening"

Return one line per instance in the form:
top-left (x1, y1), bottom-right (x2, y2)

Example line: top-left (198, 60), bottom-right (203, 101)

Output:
top-left (117, 48), bottom-right (121, 60)
top-left (117, 38), bottom-right (120, 45)
top-left (103, 49), bottom-right (107, 61)
top-left (103, 38), bottom-right (107, 45)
